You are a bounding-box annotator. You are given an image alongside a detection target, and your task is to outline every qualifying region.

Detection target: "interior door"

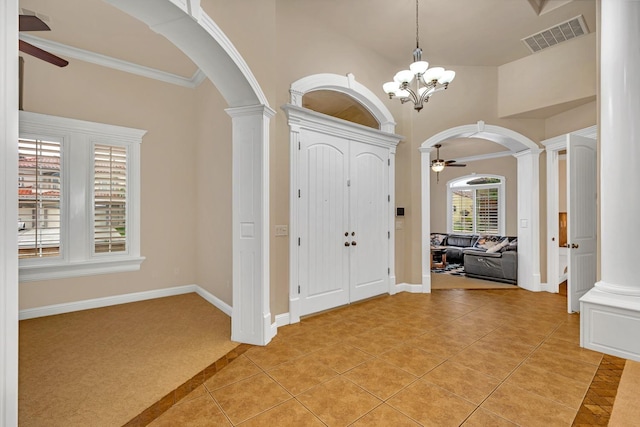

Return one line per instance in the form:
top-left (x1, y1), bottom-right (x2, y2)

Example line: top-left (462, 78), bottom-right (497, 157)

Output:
top-left (567, 134), bottom-right (597, 313)
top-left (298, 130), bottom-right (350, 316)
top-left (349, 142), bottom-right (389, 302)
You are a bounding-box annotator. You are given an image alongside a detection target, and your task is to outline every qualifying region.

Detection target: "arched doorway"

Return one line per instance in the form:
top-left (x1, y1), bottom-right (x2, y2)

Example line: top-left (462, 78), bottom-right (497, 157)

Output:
top-left (97, 0), bottom-right (276, 345)
top-left (420, 121), bottom-right (543, 293)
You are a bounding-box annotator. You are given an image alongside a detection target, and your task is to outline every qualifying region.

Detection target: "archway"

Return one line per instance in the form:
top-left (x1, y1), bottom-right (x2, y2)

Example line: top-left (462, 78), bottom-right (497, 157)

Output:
top-left (420, 121), bottom-right (543, 292)
top-left (104, 0), bottom-right (276, 345)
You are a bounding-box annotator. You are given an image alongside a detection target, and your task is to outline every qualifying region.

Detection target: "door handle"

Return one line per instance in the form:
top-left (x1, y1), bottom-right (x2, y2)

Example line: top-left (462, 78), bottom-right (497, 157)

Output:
top-left (351, 241), bottom-right (357, 246)
top-left (571, 243), bottom-right (579, 249)
top-left (344, 242), bottom-right (350, 247)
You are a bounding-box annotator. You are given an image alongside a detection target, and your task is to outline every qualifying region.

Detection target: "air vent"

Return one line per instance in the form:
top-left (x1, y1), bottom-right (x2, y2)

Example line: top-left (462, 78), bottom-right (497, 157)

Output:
top-left (522, 15), bottom-right (589, 53)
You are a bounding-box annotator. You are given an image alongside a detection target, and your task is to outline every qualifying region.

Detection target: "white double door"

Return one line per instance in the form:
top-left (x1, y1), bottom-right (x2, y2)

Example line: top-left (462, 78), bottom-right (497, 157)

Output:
top-left (298, 129), bottom-right (390, 316)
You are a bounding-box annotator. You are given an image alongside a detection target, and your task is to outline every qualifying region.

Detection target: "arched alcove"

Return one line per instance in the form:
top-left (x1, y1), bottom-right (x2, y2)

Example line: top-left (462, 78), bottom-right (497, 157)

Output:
top-left (420, 121), bottom-right (543, 293)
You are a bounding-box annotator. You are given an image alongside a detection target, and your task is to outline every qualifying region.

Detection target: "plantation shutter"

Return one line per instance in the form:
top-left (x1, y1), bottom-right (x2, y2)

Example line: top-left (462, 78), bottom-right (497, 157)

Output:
top-left (475, 188), bottom-right (499, 234)
top-left (94, 144), bottom-right (127, 253)
top-left (18, 138), bottom-right (62, 259)
top-left (451, 189), bottom-right (473, 233)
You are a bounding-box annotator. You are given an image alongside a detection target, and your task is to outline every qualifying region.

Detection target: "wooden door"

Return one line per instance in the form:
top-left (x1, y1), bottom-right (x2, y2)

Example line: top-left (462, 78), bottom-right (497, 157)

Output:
top-left (567, 134), bottom-right (597, 313)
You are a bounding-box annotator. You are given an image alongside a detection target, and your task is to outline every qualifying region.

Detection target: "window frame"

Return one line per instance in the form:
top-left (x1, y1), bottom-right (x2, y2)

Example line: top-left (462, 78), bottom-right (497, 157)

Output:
top-left (19, 111), bottom-right (146, 282)
top-left (446, 174), bottom-right (506, 236)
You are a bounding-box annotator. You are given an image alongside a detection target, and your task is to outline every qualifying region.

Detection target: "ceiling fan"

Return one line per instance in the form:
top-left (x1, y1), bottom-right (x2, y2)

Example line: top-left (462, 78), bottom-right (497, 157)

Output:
top-left (19, 14), bottom-right (68, 67)
top-left (431, 143), bottom-right (466, 182)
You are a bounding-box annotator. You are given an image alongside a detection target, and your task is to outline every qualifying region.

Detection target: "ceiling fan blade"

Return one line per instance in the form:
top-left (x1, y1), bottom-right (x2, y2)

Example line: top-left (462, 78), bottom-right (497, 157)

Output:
top-left (19, 15), bottom-right (50, 32)
top-left (447, 163), bottom-right (467, 167)
top-left (19, 40), bottom-right (69, 67)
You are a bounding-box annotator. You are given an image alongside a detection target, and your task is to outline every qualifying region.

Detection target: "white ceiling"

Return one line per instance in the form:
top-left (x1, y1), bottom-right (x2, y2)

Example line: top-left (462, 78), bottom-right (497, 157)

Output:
top-left (19, 0), bottom-right (596, 78)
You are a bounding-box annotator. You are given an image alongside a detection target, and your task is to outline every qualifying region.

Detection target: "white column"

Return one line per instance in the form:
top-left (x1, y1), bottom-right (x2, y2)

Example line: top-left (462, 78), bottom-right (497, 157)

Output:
top-left (1, 0), bottom-right (19, 425)
top-left (226, 105), bottom-right (275, 346)
top-left (420, 147), bottom-right (432, 293)
top-left (581, 0), bottom-right (640, 361)
top-left (514, 149), bottom-right (543, 292)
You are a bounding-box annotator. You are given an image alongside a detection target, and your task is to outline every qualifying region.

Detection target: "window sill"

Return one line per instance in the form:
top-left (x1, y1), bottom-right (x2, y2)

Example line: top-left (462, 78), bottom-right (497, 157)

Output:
top-left (19, 256), bottom-right (145, 282)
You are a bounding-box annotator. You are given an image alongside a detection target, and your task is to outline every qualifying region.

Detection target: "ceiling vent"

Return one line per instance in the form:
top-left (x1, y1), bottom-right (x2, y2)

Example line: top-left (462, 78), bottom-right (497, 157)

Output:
top-left (522, 15), bottom-right (589, 53)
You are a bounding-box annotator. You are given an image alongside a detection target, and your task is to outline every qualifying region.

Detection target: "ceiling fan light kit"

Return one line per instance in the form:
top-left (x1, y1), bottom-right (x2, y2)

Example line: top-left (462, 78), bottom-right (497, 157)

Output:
top-left (431, 144), bottom-right (466, 181)
top-left (382, 0), bottom-right (455, 111)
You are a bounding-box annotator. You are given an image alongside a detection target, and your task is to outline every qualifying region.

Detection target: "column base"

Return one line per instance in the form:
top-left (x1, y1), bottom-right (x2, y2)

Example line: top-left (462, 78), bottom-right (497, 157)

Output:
top-left (580, 287), bottom-right (640, 362)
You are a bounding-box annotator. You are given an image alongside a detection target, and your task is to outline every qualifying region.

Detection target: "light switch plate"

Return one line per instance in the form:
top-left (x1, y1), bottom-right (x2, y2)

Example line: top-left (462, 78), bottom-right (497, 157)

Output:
top-left (275, 225), bottom-right (288, 236)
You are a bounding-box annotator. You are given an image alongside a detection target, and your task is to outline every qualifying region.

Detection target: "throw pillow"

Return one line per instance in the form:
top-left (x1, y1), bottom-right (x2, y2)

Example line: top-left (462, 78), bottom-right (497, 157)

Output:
top-left (474, 235), bottom-right (502, 250)
top-left (430, 233), bottom-right (447, 247)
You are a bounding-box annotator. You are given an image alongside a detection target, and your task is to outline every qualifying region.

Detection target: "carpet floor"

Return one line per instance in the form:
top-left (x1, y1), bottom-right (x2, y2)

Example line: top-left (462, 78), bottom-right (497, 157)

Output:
top-left (19, 293), bottom-right (238, 427)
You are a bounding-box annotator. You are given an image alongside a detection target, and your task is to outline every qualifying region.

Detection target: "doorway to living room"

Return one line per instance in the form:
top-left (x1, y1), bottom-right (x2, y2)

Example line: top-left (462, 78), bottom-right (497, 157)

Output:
top-left (420, 121), bottom-right (543, 293)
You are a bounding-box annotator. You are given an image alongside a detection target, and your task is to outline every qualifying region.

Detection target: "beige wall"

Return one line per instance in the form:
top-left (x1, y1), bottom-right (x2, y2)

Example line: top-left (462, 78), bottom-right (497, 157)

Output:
top-left (194, 80), bottom-right (233, 304)
top-left (498, 33), bottom-right (597, 118)
top-left (19, 56), bottom-right (199, 309)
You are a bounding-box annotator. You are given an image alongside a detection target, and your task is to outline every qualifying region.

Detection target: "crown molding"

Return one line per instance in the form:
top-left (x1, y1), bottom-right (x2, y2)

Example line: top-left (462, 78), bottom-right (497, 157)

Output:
top-left (19, 34), bottom-right (205, 88)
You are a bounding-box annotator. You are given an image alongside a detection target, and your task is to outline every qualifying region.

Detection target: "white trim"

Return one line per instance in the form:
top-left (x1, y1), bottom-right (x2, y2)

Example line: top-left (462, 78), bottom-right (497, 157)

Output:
top-left (194, 286), bottom-right (233, 316)
top-left (394, 283), bottom-right (425, 293)
top-left (442, 150), bottom-right (514, 164)
top-left (1, 0), bottom-right (19, 424)
top-left (18, 284), bottom-right (233, 320)
top-left (106, 0), bottom-right (268, 107)
top-left (289, 73), bottom-right (397, 133)
top-left (18, 257), bottom-right (146, 282)
top-left (19, 34), bottom-right (205, 89)
top-left (445, 174), bottom-right (506, 236)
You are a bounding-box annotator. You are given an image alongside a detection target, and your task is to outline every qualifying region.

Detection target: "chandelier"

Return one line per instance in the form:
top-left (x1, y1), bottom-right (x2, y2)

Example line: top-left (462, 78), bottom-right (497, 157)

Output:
top-left (382, 0), bottom-right (455, 112)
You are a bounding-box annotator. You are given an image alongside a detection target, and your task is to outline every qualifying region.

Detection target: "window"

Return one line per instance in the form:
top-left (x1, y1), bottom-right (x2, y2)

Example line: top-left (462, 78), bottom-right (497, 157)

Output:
top-left (18, 112), bottom-right (146, 282)
top-left (447, 175), bottom-right (505, 235)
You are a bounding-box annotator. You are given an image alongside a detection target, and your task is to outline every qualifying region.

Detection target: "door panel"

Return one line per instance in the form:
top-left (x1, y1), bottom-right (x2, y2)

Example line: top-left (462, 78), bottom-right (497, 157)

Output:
top-left (298, 130), bottom-right (350, 315)
top-left (350, 142), bottom-right (389, 302)
top-left (567, 134), bottom-right (597, 313)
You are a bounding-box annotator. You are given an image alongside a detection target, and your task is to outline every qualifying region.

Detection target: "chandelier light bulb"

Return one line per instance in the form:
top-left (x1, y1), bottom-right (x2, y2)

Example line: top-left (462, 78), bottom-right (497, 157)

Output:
top-left (394, 69), bottom-right (415, 84)
top-left (383, 81), bottom-right (400, 94)
top-left (439, 70), bottom-right (456, 84)
top-left (410, 60), bottom-right (429, 75)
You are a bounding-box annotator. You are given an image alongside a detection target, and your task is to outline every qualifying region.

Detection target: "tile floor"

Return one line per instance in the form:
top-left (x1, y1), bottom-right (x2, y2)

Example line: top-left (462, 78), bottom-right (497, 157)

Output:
top-left (145, 289), bottom-right (609, 426)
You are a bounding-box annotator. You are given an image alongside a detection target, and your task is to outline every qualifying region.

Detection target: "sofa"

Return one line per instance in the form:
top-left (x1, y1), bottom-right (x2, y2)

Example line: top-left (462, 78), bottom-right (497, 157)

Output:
top-left (463, 237), bottom-right (518, 284)
top-left (430, 233), bottom-right (518, 284)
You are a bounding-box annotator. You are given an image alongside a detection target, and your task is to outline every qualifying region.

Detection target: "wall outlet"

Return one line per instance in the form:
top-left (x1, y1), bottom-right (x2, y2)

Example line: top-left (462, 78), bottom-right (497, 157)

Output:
top-left (275, 225), bottom-right (288, 236)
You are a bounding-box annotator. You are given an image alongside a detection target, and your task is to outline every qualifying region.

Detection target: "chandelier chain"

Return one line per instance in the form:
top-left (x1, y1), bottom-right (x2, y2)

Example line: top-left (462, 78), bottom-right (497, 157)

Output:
top-left (416, 0), bottom-right (420, 49)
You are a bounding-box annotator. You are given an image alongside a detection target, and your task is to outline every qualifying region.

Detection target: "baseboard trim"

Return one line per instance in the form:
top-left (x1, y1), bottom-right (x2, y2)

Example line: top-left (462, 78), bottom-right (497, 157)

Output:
top-left (19, 284), bottom-right (233, 320)
top-left (194, 287), bottom-right (232, 316)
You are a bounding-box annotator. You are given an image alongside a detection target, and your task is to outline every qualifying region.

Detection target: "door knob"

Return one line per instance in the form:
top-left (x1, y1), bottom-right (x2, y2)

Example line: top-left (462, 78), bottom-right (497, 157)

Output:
top-left (351, 232), bottom-right (355, 236)
top-left (571, 243), bottom-right (579, 249)
top-left (344, 232), bottom-right (349, 237)
top-left (344, 242), bottom-right (350, 247)
top-left (351, 241), bottom-right (357, 246)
